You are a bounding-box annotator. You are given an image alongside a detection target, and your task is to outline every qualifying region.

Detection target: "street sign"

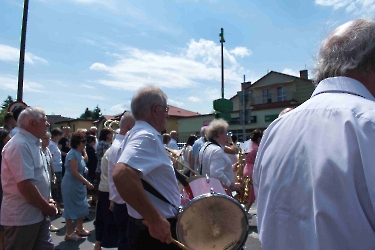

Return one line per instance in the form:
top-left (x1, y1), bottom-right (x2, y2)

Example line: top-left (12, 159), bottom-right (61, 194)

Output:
top-left (8, 100), bottom-right (27, 112)
top-left (239, 109), bottom-right (252, 125)
top-left (213, 98), bottom-right (233, 113)
top-left (238, 90), bottom-right (253, 108)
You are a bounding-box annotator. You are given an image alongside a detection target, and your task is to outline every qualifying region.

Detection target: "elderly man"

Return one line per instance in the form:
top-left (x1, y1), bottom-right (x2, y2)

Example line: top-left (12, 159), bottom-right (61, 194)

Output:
top-left (254, 19), bottom-right (375, 250)
top-left (113, 86), bottom-right (181, 249)
top-left (1, 107), bottom-right (56, 249)
top-left (96, 111), bottom-right (135, 250)
top-left (167, 130), bottom-right (178, 150)
top-left (198, 119), bottom-right (240, 192)
top-left (192, 126), bottom-right (206, 174)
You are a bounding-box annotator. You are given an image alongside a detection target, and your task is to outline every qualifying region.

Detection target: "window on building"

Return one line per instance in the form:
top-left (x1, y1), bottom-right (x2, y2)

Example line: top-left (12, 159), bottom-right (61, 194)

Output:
top-left (277, 86), bottom-right (286, 102)
top-left (263, 89), bottom-right (272, 103)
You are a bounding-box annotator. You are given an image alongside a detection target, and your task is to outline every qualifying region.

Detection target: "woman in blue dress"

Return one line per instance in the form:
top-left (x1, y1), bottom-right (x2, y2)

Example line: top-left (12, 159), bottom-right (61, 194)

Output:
top-left (61, 131), bottom-right (94, 241)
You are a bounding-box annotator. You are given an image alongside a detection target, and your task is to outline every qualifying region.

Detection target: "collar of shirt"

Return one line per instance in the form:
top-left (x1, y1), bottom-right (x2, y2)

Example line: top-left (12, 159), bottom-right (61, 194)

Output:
top-left (115, 134), bottom-right (125, 141)
top-left (134, 120), bottom-right (162, 142)
top-left (312, 76), bottom-right (375, 101)
top-left (19, 128), bottom-right (41, 146)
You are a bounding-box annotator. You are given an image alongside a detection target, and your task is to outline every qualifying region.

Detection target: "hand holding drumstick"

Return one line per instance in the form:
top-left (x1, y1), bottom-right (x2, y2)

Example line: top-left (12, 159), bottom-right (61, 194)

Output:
top-left (142, 220), bottom-right (191, 250)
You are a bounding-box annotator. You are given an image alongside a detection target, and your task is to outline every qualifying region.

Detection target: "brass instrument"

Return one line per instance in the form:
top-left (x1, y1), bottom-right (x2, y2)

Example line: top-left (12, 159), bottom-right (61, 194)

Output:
top-left (104, 119), bottom-right (120, 132)
top-left (233, 148), bottom-right (251, 205)
top-left (165, 147), bottom-right (200, 177)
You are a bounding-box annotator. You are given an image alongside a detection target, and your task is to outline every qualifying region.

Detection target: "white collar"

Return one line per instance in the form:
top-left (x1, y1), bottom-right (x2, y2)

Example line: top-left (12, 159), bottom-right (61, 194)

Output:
top-left (312, 76), bottom-right (375, 101)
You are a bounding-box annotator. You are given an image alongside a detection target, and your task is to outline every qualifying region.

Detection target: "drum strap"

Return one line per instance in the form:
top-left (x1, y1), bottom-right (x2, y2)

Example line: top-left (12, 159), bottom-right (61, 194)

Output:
top-left (140, 178), bottom-right (179, 212)
top-left (199, 139), bottom-right (221, 175)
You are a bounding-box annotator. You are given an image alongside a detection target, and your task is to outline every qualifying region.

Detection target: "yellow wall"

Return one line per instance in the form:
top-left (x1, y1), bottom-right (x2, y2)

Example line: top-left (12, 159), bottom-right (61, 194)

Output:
top-left (54, 120), bottom-right (94, 132)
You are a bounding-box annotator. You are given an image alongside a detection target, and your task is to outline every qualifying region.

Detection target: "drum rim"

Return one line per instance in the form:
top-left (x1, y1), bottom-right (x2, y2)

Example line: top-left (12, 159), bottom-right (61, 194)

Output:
top-left (177, 192), bottom-right (249, 250)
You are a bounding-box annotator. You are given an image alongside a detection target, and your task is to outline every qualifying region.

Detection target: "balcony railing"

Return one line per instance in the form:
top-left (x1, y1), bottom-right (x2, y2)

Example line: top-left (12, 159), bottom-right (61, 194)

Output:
top-left (252, 91), bottom-right (296, 105)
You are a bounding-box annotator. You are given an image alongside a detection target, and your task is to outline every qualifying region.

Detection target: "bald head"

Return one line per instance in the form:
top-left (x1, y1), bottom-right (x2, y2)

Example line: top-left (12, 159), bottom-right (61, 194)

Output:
top-left (170, 131), bottom-right (177, 140)
top-left (315, 19), bottom-right (375, 83)
top-left (119, 112), bottom-right (135, 135)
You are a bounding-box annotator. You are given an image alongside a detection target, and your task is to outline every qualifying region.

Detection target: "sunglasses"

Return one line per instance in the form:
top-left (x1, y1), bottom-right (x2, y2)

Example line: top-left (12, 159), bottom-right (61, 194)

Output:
top-left (81, 139), bottom-right (87, 143)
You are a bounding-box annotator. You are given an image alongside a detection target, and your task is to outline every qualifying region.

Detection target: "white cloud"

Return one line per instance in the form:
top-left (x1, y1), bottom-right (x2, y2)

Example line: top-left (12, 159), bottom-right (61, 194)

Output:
top-left (315, 0), bottom-right (375, 16)
top-left (81, 94), bottom-right (105, 101)
top-left (169, 99), bottom-right (184, 107)
top-left (188, 96), bottom-right (200, 102)
top-left (90, 63), bottom-right (108, 71)
top-left (282, 68), bottom-right (299, 77)
top-left (229, 47), bottom-right (252, 58)
top-left (0, 44), bottom-right (48, 65)
top-left (0, 75), bottom-right (44, 93)
top-left (110, 103), bottom-right (130, 113)
top-left (82, 84), bottom-right (96, 89)
top-left (89, 39), bottom-right (250, 92)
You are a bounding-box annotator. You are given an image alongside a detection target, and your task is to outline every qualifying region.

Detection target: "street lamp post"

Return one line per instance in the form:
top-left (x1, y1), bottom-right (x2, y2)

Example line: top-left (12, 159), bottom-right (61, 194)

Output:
top-left (17, 0), bottom-right (30, 101)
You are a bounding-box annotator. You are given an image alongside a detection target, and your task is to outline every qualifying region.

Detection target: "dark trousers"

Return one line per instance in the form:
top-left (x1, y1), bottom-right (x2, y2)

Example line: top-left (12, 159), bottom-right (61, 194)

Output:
top-left (95, 191), bottom-right (119, 248)
top-left (127, 216), bottom-right (180, 250)
top-left (113, 203), bottom-right (130, 250)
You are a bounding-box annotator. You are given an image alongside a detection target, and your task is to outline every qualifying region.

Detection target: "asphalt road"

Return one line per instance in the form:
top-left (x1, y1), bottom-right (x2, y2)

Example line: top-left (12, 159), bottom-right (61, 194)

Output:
top-left (50, 204), bottom-right (261, 250)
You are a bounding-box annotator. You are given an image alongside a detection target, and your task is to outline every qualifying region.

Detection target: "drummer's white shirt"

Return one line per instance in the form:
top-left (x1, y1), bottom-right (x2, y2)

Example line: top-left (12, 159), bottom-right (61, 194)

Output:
top-left (117, 120), bottom-right (181, 219)
top-left (198, 141), bottom-right (235, 187)
top-left (254, 76), bottom-right (375, 250)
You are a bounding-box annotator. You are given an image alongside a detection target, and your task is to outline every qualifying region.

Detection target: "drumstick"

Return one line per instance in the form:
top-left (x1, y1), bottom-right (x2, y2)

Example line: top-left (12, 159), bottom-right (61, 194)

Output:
top-left (142, 220), bottom-right (191, 250)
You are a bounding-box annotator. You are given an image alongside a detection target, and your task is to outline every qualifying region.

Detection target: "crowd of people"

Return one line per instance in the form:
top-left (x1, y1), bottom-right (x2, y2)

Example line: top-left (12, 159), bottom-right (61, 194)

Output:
top-left (0, 18), bottom-right (375, 250)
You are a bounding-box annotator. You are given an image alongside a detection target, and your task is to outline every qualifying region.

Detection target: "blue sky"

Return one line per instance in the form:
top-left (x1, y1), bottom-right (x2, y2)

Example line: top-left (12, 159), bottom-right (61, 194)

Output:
top-left (0, 0), bottom-right (374, 118)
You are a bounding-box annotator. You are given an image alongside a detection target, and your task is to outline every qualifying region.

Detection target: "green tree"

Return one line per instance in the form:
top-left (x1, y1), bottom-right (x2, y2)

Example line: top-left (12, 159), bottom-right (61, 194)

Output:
top-left (92, 105), bottom-right (101, 119)
top-left (2, 95), bottom-right (14, 109)
top-left (80, 108), bottom-right (93, 119)
top-left (0, 95), bottom-right (14, 126)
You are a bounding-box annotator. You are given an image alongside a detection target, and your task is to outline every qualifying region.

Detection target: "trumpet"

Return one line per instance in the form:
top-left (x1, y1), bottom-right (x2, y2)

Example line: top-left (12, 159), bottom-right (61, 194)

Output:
top-left (104, 119), bottom-right (120, 132)
top-left (165, 147), bottom-right (200, 177)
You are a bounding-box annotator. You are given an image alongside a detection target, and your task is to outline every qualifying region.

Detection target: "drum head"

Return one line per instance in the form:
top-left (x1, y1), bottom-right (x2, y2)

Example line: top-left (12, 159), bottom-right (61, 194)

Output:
top-left (177, 193), bottom-right (248, 250)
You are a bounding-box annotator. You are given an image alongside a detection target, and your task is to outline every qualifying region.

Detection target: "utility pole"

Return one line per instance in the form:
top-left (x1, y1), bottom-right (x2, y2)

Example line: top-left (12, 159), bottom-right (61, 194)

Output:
top-left (242, 75), bottom-right (246, 140)
top-left (219, 28), bottom-right (225, 99)
top-left (17, 0), bottom-right (30, 101)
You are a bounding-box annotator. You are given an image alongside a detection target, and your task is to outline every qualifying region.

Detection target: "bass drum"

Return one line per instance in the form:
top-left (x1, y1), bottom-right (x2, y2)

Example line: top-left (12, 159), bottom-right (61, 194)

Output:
top-left (177, 177), bottom-right (249, 250)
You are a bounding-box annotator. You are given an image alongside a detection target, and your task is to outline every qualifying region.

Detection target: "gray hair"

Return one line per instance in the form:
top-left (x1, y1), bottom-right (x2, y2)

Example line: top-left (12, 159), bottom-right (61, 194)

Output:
top-left (18, 107), bottom-right (45, 129)
top-left (206, 119), bottom-right (228, 141)
top-left (119, 111), bottom-right (135, 129)
top-left (200, 126), bottom-right (206, 137)
top-left (315, 19), bottom-right (375, 83)
top-left (131, 86), bottom-right (167, 120)
top-left (45, 131), bottom-right (51, 138)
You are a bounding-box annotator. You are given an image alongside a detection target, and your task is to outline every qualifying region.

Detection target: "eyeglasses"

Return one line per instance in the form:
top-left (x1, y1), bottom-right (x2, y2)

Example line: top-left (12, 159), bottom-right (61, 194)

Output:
top-left (158, 104), bottom-right (169, 114)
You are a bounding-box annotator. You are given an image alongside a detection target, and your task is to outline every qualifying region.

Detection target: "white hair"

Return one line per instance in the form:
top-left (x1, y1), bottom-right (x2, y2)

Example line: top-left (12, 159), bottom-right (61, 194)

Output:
top-left (206, 119), bottom-right (228, 141)
top-left (18, 107), bottom-right (45, 129)
top-left (315, 19), bottom-right (375, 83)
top-left (200, 126), bottom-right (206, 137)
top-left (131, 86), bottom-right (167, 120)
top-left (119, 112), bottom-right (135, 130)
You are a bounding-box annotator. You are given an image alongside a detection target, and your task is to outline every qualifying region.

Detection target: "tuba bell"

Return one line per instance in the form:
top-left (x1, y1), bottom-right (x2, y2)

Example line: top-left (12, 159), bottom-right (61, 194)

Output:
top-left (104, 119), bottom-right (120, 132)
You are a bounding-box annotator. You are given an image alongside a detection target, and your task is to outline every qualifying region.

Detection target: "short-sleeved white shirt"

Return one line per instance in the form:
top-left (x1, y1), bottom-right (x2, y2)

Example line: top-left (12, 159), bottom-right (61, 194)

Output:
top-left (198, 141), bottom-right (234, 187)
top-left (48, 140), bottom-right (62, 172)
top-left (1, 128), bottom-right (50, 226)
top-left (108, 134), bottom-right (126, 204)
top-left (99, 148), bottom-right (110, 192)
top-left (167, 138), bottom-right (178, 150)
top-left (117, 121), bottom-right (181, 219)
top-left (254, 77), bottom-right (375, 250)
